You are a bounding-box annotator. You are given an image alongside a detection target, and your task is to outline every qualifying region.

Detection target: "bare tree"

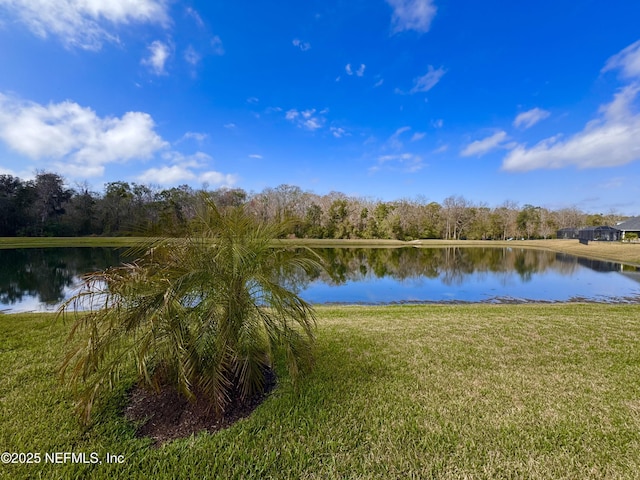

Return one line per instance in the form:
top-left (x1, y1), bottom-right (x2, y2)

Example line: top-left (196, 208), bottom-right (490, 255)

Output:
top-left (538, 207), bottom-right (555, 239)
top-left (556, 207), bottom-right (585, 229)
top-left (442, 196), bottom-right (473, 240)
top-left (494, 200), bottom-right (519, 240)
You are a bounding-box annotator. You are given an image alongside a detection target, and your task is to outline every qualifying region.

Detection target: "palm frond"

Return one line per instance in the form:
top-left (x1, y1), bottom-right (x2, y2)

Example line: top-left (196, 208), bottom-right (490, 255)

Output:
top-left (59, 201), bottom-right (324, 424)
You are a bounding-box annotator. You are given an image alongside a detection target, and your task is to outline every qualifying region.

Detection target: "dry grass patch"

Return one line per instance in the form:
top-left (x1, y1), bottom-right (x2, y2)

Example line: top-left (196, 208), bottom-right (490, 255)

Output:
top-left (516, 239), bottom-right (640, 266)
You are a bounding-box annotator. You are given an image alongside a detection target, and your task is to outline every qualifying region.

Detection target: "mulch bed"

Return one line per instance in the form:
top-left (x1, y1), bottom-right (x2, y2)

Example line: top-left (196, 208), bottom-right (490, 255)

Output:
top-left (124, 370), bottom-right (276, 445)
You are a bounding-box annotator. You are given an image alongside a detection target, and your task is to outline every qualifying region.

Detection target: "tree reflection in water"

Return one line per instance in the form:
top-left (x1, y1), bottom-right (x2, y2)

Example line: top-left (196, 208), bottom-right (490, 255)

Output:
top-left (1, 246), bottom-right (638, 311)
top-left (272, 246), bottom-right (638, 300)
top-left (0, 248), bottom-right (131, 309)
top-left (312, 247), bottom-right (562, 286)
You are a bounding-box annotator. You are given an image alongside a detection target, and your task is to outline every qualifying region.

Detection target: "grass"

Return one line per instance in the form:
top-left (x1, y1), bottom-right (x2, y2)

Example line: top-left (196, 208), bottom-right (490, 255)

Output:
top-left (2, 304), bottom-right (640, 479)
top-left (512, 238), bottom-right (640, 266)
top-left (0, 237), bottom-right (150, 249)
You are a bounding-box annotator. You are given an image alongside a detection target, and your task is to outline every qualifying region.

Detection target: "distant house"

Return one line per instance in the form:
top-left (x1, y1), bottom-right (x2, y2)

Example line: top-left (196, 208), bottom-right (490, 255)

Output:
top-left (557, 227), bottom-right (580, 239)
top-left (557, 225), bottom-right (622, 241)
top-left (615, 216), bottom-right (640, 239)
top-left (578, 226), bottom-right (621, 242)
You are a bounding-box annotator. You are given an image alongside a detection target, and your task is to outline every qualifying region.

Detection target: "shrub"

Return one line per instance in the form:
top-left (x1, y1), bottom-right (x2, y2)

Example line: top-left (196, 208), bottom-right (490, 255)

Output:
top-left (60, 199), bottom-right (322, 424)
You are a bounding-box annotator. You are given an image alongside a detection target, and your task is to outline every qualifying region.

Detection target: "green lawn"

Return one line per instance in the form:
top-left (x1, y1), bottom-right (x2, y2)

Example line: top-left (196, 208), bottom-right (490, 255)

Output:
top-left (0, 237), bottom-right (150, 249)
top-left (2, 304), bottom-right (640, 479)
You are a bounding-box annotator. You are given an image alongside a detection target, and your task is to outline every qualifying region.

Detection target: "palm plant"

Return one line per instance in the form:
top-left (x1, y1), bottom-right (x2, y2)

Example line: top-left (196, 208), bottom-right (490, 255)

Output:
top-left (59, 199), bottom-right (322, 424)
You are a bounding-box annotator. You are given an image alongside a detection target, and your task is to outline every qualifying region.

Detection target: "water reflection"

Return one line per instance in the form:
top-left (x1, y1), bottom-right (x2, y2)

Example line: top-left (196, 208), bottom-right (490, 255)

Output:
top-left (0, 248), bottom-right (132, 312)
top-left (309, 247), bottom-right (623, 286)
top-left (0, 246), bottom-right (638, 312)
top-left (282, 247), bottom-right (640, 304)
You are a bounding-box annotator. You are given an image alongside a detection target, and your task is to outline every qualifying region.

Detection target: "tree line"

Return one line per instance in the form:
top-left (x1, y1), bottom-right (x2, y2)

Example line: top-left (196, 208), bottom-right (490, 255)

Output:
top-left (0, 171), bottom-right (627, 240)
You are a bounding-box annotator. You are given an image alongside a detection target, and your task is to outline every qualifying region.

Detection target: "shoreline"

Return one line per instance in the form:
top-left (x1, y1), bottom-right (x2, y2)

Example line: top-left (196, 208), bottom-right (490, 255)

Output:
top-left (3, 237), bottom-right (639, 266)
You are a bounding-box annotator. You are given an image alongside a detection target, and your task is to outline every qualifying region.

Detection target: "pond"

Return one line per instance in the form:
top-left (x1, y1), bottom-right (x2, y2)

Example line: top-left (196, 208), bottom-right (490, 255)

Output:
top-left (0, 247), bottom-right (133, 313)
top-left (0, 246), bottom-right (639, 313)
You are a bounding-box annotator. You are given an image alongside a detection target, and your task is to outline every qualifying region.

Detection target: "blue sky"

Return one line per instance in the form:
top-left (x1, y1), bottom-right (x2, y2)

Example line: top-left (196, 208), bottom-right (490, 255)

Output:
top-left (1, 1), bottom-right (640, 214)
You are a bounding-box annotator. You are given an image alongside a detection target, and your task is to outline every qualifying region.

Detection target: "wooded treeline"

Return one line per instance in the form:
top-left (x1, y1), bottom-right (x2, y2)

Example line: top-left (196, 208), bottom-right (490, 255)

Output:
top-left (0, 171), bottom-right (626, 240)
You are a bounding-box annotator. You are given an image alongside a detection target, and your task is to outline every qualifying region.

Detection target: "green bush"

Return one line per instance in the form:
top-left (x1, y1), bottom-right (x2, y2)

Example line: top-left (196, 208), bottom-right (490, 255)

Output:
top-left (60, 199), bottom-right (322, 424)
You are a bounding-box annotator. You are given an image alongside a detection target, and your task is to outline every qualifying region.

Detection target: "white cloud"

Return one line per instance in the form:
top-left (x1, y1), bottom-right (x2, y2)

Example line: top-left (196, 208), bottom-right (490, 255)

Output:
top-left (139, 165), bottom-right (196, 184)
top-left (303, 118), bottom-right (322, 130)
top-left (330, 127), bottom-right (347, 138)
top-left (161, 151), bottom-right (211, 168)
top-left (513, 108), bottom-right (550, 129)
top-left (185, 7), bottom-right (204, 27)
top-left (461, 131), bottom-right (509, 157)
top-left (600, 83), bottom-right (639, 120)
top-left (345, 63), bottom-right (366, 77)
top-left (602, 40), bottom-right (640, 80)
top-left (285, 108), bottom-right (326, 131)
top-left (409, 65), bottom-right (446, 94)
top-left (0, 0), bottom-right (170, 50)
top-left (211, 35), bottom-right (225, 55)
top-left (248, 154), bottom-right (263, 159)
top-left (0, 166), bottom-right (16, 176)
top-left (387, 0), bottom-right (437, 34)
top-left (142, 40), bottom-right (171, 75)
top-left (200, 171), bottom-right (237, 187)
top-left (374, 153), bottom-right (425, 173)
top-left (139, 167), bottom-right (237, 188)
top-left (502, 84), bottom-right (640, 171)
top-left (139, 151), bottom-right (237, 187)
top-left (388, 126), bottom-right (411, 149)
top-left (0, 93), bottom-right (168, 177)
top-left (184, 45), bottom-right (201, 66)
top-left (372, 130), bottom-right (425, 171)
top-left (431, 119), bottom-right (443, 128)
top-left (411, 132), bottom-right (425, 141)
top-left (433, 144), bottom-right (448, 153)
top-left (374, 78), bottom-right (384, 88)
top-left (223, 123), bottom-right (237, 129)
top-left (292, 38), bottom-right (311, 51)
top-left (378, 153), bottom-right (414, 163)
top-left (503, 41), bottom-right (640, 172)
top-left (180, 131), bottom-right (208, 143)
